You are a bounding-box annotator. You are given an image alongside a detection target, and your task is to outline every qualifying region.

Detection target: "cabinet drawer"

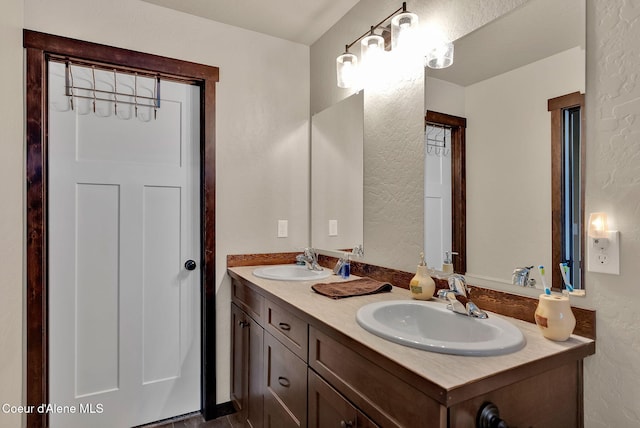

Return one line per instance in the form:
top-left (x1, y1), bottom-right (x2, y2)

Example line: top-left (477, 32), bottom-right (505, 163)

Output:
top-left (264, 333), bottom-right (307, 428)
top-left (232, 278), bottom-right (263, 322)
top-left (265, 300), bottom-right (308, 361)
top-left (309, 327), bottom-right (445, 428)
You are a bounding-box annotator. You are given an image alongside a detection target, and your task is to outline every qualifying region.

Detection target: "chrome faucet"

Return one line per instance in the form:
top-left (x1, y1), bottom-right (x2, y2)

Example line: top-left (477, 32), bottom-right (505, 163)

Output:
top-left (512, 266), bottom-right (537, 287)
top-left (436, 274), bottom-right (488, 319)
top-left (298, 247), bottom-right (322, 271)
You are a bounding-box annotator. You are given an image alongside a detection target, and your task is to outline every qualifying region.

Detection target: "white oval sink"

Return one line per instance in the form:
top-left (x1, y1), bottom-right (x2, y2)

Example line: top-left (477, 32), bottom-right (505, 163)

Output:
top-left (253, 264), bottom-right (331, 281)
top-left (356, 300), bottom-right (525, 356)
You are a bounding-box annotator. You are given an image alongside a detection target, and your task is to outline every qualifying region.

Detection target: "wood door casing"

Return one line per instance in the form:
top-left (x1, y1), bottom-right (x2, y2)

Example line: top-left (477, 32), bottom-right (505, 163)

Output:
top-left (425, 111), bottom-right (467, 275)
top-left (24, 30), bottom-right (219, 427)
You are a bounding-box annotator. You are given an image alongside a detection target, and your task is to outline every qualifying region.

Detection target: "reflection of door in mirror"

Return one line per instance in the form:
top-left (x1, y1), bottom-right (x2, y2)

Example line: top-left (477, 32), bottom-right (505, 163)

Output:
top-left (549, 92), bottom-right (584, 291)
top-left (425, 111), bottom-right (466, 274)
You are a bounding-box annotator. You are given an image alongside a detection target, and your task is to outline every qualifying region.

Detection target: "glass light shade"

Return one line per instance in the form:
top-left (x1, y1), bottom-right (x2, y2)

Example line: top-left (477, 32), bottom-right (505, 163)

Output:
top-left (391, 11), bottom-right (419, 50)
top-left (336, 53), bottom-right (358, 89)
top-left (426, 40), bottom-right (454, 69)
top-left (361, 34), bottom-right (385, 66)
top-left (588, 212), bottom-right (608, 238)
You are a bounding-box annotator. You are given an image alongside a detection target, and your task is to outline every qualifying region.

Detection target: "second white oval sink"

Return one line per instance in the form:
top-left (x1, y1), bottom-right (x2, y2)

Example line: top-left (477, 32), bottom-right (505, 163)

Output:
top-left (253, 264), bottom-right (331, 281)
top-left (356, 300), bottom-right (525, 356)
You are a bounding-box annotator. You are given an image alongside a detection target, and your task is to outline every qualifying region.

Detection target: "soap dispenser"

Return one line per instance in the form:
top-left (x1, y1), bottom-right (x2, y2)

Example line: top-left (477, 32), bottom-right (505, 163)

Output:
top-left (410, 252), bottom-right (436, 300)
top-left (442, 251), bottom-right (456, 274)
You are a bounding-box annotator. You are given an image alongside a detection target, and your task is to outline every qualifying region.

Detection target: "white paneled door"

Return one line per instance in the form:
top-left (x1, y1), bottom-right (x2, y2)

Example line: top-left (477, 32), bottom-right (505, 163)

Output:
top-left (48, 61), bottom-right (201, 428)
top-left (425, 125), bottom-right (452, 270)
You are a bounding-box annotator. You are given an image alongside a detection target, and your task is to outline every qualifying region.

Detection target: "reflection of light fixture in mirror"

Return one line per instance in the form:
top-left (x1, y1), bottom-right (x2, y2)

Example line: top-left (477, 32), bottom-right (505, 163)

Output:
top-left (587, 212), bottom-right (620, 275)
top-left (424, 27), bottom-right (454, 69)
top-left (425, 39), bottom-right (454, 69)
top-left (335, 2), bottom-right (439, 89)
top-left (336, 50), bottom-right (358, 89)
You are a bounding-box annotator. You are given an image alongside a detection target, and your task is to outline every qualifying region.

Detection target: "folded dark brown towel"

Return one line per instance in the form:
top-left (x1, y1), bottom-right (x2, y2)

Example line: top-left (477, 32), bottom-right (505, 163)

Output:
top-left (312, 277), bottom-right (393, 299)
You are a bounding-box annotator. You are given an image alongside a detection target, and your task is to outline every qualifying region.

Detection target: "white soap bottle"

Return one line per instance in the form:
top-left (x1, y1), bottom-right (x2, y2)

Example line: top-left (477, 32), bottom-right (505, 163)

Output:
top-left (409, 252), bottom-right (435, 300)
top-left (442, 251), bottom-right (456, 274)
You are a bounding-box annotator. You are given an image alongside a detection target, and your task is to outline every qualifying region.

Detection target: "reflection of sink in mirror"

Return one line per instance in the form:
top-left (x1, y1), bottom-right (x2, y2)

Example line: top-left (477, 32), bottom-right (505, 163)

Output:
top-left (253, 265), bottom-right (331, 281)
top-left (356, 300), bottom-right (525, 356)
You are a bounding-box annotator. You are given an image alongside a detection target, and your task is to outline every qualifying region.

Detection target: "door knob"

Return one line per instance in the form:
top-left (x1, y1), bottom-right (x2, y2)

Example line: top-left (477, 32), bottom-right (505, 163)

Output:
top-left (184, 260), bottom-right (197, 271)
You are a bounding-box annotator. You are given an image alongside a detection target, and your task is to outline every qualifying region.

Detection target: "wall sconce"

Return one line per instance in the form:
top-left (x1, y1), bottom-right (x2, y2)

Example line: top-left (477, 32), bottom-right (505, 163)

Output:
top-left (587, 212), bottom-right (620, 275)
top-left (336, 2), bottom-right (454, 89)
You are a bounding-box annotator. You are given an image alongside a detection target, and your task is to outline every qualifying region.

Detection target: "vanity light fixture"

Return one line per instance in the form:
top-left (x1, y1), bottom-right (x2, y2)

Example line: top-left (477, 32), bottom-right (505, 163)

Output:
top-left (587, 212), bottom-right (620, 275)
top-left (336, 2), bottom-right (452, 89)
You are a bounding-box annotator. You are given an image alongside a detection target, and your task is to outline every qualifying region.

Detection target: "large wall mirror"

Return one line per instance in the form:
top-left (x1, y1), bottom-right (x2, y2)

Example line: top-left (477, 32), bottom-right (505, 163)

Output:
top-left (426, 0), bottom-right (585, 290)
top-left (311, 92), bottom-right (364, 251)
top-left (310, 0), bottom-right (585, 293)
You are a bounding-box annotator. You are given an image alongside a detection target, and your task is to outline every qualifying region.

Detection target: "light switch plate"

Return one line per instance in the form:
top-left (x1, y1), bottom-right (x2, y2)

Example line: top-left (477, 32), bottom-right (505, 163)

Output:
top-left (587, 230), bottom-right (620, 274)
top-left (329, 220), bottom-right (338, 236)
top-left (277, 220), bottom-right (288, 238)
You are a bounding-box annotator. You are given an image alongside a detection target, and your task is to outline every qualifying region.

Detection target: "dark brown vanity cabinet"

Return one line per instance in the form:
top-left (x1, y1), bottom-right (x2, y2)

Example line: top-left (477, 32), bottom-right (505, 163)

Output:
top-left (232, 278), bottom-right (309, 428)
top-left (229, 274), bottom-right (592, 428)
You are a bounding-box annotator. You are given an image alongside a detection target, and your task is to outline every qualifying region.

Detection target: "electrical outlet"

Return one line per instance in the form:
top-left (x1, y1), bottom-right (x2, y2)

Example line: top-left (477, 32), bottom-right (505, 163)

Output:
top-left (587, 230), bottom-right (620, 274)
top-left (277, 220), bottom-right (288, 238)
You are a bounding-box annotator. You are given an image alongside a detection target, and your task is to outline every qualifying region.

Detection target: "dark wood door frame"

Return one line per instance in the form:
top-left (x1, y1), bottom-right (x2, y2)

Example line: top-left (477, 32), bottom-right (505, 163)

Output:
top-left (24, 30), bottom-right (219, 427)
top-left (425, 110), bottom-right (467, 275)
top-left (548, 91), bottom-right (585, 291)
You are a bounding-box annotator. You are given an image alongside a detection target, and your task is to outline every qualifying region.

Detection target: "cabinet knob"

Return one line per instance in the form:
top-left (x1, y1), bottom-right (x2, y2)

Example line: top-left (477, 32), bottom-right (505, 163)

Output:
top-left (476, 402), bottom-right (509, 428)
top-left (340, 421), bottom-right (354, 428)
top-left (238, 321), bottom-right (249, 328)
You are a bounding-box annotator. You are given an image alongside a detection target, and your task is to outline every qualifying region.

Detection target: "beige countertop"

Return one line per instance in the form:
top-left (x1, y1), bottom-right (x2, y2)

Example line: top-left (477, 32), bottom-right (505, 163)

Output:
top-left (228, 265), bottom-right (595, 393)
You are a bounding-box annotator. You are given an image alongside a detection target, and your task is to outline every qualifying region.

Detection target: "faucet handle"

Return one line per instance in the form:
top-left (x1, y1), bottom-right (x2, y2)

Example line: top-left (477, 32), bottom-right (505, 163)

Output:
top-left (351, 244), bottom-right (364, 258)
top-left (447, 274), bottom-right (468, 297)
top-left (446, 292), bottom-right (469, 315)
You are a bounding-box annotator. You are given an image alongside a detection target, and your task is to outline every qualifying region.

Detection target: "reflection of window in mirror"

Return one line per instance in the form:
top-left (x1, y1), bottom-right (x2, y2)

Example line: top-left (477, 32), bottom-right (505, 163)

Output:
top-left (549, 92), bottom-right (585, 290)
top-left (425, 111), bottom-right (467, 274)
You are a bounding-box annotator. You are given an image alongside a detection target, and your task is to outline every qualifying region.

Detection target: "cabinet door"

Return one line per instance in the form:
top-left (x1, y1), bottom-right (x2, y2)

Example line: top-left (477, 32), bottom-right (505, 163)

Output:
top-left (247, 315), bottom-right (264, 428)
top-left (308, 370), bottom-right (378, 428)
top-left (449, 362), bottom-right (580, 428)
top-left (231, 303), bottom-right (248, 416)
top-left (264, 333), bottom-right (307, 428)
top-left (231, 303), bottom-right (264, 428)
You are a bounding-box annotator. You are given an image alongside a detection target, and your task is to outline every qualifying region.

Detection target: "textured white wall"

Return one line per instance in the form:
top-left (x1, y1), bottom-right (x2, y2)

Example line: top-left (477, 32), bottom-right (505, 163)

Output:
top-left (583, 1), bottom-right (640, 426)
top-left (20, 0), bottom-right (310, 410)
top-left (311, 0), bottom-right (640, 426)
top-left (0, 2), bottom-right (24, 427)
